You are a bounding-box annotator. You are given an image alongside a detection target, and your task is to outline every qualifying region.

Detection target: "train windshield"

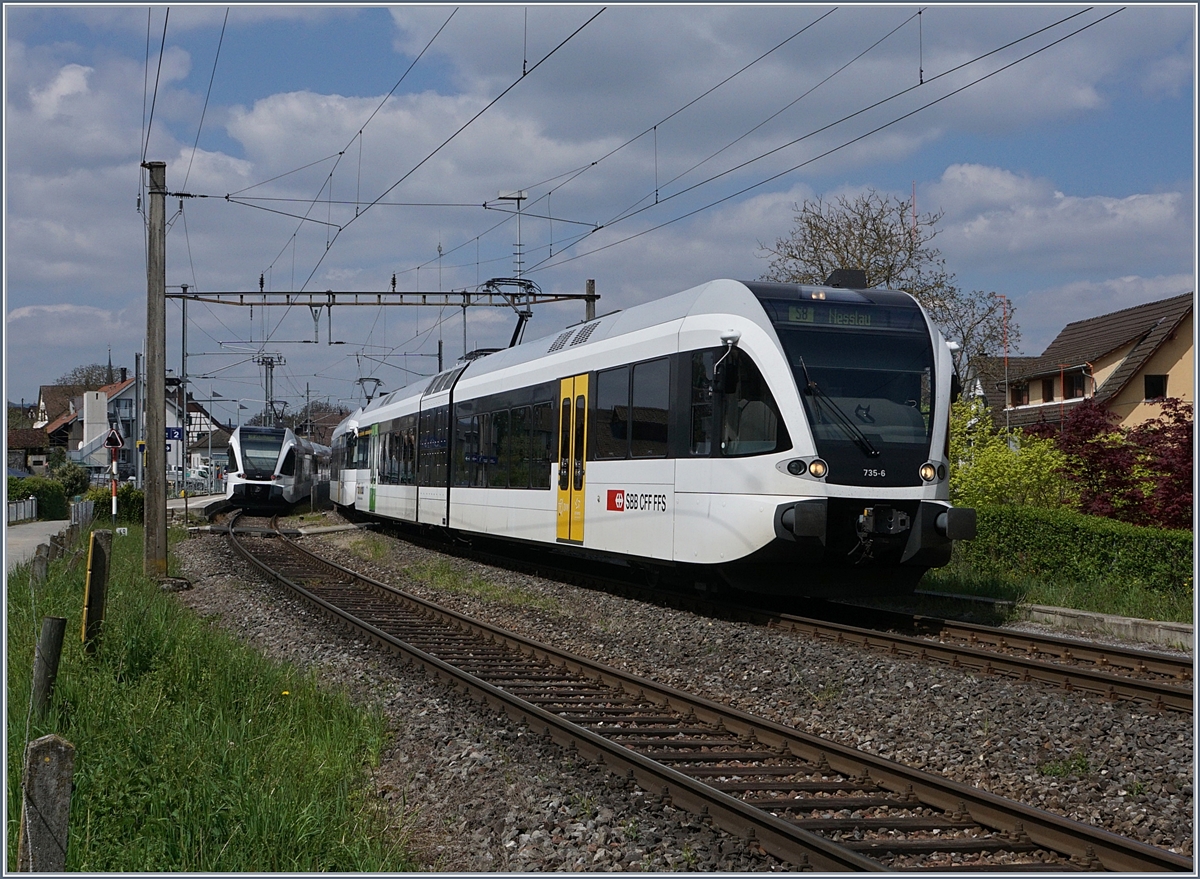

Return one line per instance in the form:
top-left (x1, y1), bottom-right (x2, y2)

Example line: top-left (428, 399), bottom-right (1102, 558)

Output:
top-left (239, 429), bottom-right (286, 476)
top-left (765, 299), bottom-right (936, 456)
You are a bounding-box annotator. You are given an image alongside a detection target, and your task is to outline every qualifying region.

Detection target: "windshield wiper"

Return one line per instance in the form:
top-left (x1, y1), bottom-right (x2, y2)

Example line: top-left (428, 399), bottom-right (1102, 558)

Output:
top-left (797, 357), bottom-right (880, 458)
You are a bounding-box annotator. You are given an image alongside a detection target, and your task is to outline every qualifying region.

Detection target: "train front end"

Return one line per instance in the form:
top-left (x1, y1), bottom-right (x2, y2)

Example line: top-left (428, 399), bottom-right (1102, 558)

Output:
top-left (226, 426), bottom-right (291, 508)
top-left (722, 281), bottom-right (975, 595)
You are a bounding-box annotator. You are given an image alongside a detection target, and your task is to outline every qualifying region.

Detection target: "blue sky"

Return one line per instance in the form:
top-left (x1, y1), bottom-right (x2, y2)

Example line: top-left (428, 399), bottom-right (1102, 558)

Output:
top-left (4, 4), bottom-right (1195, 418)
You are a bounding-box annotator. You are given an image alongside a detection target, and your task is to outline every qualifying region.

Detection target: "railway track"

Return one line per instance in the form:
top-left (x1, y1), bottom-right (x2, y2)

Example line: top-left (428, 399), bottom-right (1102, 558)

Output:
top-left (225, 513), bottom-right (1191, 873)
top-left (364, 521), bottom-right (1194, 715)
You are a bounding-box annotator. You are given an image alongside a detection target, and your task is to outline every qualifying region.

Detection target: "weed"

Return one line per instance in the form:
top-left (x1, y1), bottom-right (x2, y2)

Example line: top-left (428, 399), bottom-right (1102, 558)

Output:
top-left (1038, 751), bottom-right (1091, 778)
top-left (412, 560), bottom-right (561, 613)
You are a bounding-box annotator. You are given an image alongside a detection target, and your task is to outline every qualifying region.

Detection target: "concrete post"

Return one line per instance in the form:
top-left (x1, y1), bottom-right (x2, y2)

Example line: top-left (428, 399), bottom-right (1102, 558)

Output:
top-left (31, 617), bottom-right (67, 720)
top-left (143, 161), bottom-right (168, 577)
top-left (17, 734), bottom-right (76, 872)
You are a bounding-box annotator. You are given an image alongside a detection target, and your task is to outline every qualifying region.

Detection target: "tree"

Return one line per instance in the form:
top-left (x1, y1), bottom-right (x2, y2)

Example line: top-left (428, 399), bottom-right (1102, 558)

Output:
top-left (1132, 398), bottom-right (1193, 531)
top-left (759, 189), bottom-right (1018, 389)
top-left (1027, 397), bottom-right (1194, 530)
top-left (948, 398), bottom-right (1071, 509)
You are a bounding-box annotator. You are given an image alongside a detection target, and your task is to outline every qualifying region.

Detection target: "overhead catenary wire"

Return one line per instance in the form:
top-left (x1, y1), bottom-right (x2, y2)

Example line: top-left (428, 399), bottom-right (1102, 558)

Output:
top-left (527, 6), bottom-right (1124, 274)
top-left (182, 7), bottom-right (229, 192)
top-left (521, 5), bottom-right (1103, 274)
top-left (386, 7), bottom-right (837, 295)
top-left (283, 6), bottom-right (607, 295)
top-left (140, 7), bottom-right (170, 165)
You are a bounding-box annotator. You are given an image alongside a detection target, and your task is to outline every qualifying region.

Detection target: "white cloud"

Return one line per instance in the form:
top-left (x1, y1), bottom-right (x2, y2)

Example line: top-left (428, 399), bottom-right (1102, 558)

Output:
top-left (930, 164), bottom-right (1192, 276)
top-left (1015, 275), bottom-right (1195, 355)
top-left (29, 63), bottom-right (93, 119)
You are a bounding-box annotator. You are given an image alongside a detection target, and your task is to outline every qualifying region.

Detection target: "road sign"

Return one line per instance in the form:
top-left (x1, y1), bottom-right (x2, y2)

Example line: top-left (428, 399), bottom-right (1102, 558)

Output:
top-left (103, 428), bottom-right (124, 449)
top-left (136, 440), bottom-right (146, 452)
top-left (165, 427), bottom-right (183, 440)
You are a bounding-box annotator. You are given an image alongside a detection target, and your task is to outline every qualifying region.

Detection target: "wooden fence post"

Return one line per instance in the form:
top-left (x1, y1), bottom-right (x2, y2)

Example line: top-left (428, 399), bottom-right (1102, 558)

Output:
top-left (31, 617), bottom-right (67, 721)
top-left (81, 530), bottom-right (112, 654)
top-left (17, 734), bottom-right (76, 872)
top-left (31, 545), bottom-right (49, 585)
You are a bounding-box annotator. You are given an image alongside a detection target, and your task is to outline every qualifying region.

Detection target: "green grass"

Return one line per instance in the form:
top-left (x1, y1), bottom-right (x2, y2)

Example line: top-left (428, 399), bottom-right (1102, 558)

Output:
top-left (1037, 751), bottom-right (1091, 778)
top-left (922, 559), bottom-right (1194, 624)
top-left (7, 525), bottom-right (418, 872)
top-left (412, 559), bottom-right (561, 613)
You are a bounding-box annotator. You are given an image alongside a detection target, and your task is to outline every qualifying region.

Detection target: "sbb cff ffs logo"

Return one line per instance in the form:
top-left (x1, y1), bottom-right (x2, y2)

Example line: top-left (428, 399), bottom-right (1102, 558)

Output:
top-left (606, 490), bottom-right (668, 513)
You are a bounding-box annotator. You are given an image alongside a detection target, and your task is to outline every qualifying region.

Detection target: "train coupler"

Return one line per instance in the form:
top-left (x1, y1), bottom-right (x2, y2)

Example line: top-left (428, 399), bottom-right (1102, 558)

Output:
top-left (856, 505), bottom-right (911, 537)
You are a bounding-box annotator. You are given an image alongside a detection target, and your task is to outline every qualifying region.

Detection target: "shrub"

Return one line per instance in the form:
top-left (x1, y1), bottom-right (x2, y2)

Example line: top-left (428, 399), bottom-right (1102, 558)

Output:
top-left (8, 476), bottom-right (68, 520)
top-left (84, 484), bottom-right (144, 523)
top-left (956, 504), bottom-right (1193, 597)
top-left (49, 460), bottom-right (90, 499)
top-left (949, 398), bottom-right (1072, 508)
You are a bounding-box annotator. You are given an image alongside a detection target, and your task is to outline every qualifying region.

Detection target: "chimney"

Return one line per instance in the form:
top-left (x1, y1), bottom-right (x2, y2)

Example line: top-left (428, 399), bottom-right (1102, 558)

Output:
top-left (120, 367), bottom-right (127, 383)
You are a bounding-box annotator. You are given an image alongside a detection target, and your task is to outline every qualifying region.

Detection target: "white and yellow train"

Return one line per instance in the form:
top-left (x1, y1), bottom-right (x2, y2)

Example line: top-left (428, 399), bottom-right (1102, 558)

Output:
top-left (330, 278), bottom-right (975, 596)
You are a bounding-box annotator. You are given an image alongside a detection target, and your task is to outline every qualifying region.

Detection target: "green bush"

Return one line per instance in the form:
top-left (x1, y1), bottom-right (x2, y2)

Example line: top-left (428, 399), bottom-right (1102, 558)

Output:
top-left (7, 477), bottom-right (27, 502)
top-left (49, 460), bottom-right (90, 498)
top-left (7, 476), bottom-right (68, 520)
top-left (955, 505), bottom-right (1193, 597)
top-left (948, 398), bottom-right (1073, 508)
top-left (84, 484), bottom-right (144, 523)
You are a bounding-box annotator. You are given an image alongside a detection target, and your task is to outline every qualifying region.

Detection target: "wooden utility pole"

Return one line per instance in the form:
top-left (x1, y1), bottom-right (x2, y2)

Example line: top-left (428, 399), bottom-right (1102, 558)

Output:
top-left (143, 161), bottom-right (168, 576)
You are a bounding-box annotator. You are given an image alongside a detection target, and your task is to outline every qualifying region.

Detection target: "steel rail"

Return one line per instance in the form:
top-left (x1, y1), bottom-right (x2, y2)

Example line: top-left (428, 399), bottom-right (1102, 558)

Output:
top-left (223, 517), bottom-right (1192, 872)
top-left (766, 613), bottom-right (1193, 714)
top-left (386, 526), bottom-right (1193, 714)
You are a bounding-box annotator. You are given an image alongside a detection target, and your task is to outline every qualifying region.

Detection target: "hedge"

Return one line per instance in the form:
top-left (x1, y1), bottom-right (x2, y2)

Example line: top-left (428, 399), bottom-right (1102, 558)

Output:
top-left (83, 484), bottom-right (145, 524)
top-left (6, 477), bottom-right (68, 521)
top-left (957, 505), bottom-right (1193, 597)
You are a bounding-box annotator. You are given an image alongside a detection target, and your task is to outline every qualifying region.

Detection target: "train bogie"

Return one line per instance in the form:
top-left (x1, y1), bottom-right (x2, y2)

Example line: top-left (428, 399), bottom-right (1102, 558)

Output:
top-left (329, 278), bottom-right (976, 596)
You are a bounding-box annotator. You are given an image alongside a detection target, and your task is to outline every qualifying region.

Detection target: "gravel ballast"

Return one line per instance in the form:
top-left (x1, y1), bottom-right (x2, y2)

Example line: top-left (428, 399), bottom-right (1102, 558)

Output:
top-left (174, 515), bottom-right (1193, 870)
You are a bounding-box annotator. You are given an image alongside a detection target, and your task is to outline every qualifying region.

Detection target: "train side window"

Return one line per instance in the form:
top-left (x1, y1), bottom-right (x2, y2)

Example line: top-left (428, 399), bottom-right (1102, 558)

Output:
top-left (454, 415), bottom-right (474, 487)
top-left (280, 448), bottom-right (296, 476)
top-left (355, 432), bottom-right (370, 470)
top-left (474, 413), bottom-right (491, 487)
top-left (510, 405), bottom-right (531, 488)
top-left (631, 357), bottom-right (669, 457)
top-left (531, 401), bottom-right (554, 489)
top-left (690, 351), bottom-right (715, 456)
top-left (720, 352), bottom-right (789, 457)
top-left (226, 444), bottom-right (240, 474)
top-left (593, 365), bottom-right (630, 459)
top-left (490, 409), bottom-right (511, 488)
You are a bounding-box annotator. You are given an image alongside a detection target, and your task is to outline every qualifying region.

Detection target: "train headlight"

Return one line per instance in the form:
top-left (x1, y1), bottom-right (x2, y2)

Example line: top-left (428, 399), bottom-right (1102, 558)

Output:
top-left (919, 462), bottom-right (938, 482)
top-left (808, 458), bottom-right (828, 479)
top-left (787, 459), bottom-right (807, 476)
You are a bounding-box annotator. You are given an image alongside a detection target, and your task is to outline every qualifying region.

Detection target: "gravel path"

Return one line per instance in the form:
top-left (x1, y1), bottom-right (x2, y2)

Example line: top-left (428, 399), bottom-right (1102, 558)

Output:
top-left (173, 513), bottom-right (1193, 870)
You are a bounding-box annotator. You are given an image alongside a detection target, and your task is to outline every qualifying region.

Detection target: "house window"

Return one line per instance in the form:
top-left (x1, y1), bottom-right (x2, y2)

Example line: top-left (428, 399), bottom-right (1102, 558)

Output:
top-left (1144, 374), bottom-right (1168, 400)
top-left (1066, 373), bottom-right (1086, 399)
top-left (1041, 378), bottom-right (1055, 403)
top-left (1009, 383), bottom-right (1029, 407)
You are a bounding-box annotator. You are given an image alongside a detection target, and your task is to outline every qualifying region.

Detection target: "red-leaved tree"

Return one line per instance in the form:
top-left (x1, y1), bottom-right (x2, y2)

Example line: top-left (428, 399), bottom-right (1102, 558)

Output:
top-left (1130, 398), bottom-right (1193, 531)
top-left (1031, 397), bottom-right (1193, 530)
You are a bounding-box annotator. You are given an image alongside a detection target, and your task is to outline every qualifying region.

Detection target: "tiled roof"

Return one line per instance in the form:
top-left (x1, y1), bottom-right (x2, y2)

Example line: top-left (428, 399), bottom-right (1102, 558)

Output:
top-left (36, 385), bottom-right (76, 422)
top-left (6, 428), bottom-right (49, 450)
top-left (96, 377), bottom-right (136, 398)
top-left (44, 410), bottom-right (78, 434)
top-left (1007, 293), bottom-right (1193, 391)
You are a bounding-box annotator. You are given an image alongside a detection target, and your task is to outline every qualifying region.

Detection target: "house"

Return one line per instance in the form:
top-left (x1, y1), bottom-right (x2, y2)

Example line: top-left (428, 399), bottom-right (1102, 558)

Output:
top-left (6, 428), bottom-right (50, 475)
top-left (982, 292), bottom-right (1193, 430)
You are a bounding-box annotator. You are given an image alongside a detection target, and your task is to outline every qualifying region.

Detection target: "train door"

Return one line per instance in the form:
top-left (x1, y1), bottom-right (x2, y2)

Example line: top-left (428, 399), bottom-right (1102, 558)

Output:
top-left (556, 374), bottom-right (588, 543)
top-left (368, 423), bottom-right (379, 512)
